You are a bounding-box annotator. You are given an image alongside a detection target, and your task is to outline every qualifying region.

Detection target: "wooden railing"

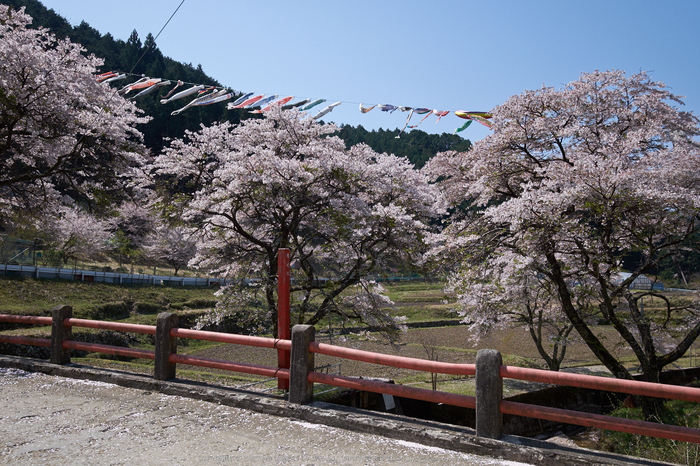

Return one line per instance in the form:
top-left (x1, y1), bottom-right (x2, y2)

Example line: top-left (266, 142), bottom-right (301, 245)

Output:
top-left (2, 309), bottom-right (700, 444)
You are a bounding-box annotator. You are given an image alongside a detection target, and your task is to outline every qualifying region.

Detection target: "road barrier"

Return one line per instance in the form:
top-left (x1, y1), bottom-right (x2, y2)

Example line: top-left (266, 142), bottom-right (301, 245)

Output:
top-left (2, 307), bottom-right (700, 444)
top-left (1, 263), bottom-right (232, 286)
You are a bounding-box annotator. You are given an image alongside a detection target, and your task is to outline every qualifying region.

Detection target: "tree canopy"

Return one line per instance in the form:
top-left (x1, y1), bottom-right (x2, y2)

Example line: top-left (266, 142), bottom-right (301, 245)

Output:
top-left (335, 124), bottom-right (471, 168)
top-left (426, 70), bottom-right (700, 397)
top-left (147, 107), bottom-right (439, 336)
top-left (0, 4), bottom-right (148, 226)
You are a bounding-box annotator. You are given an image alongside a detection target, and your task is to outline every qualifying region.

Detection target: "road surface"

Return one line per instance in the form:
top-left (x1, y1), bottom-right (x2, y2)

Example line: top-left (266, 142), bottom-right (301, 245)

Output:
top-left (0, 368), bottom-right (531, 465)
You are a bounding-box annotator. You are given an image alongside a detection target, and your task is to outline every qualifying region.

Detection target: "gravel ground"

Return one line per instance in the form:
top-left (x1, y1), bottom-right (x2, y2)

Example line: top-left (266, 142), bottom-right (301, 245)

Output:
top-left (0, 368), bottom-right (532, 466)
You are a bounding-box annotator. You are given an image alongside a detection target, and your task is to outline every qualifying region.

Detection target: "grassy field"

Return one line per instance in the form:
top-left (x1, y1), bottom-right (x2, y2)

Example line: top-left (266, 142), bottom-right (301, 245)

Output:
top-left (2, 276), bottom-right (700, 394)
top-left (382, 281), bottom-right (459, 322)
top-left (0, 276), bottom-right (217, 319)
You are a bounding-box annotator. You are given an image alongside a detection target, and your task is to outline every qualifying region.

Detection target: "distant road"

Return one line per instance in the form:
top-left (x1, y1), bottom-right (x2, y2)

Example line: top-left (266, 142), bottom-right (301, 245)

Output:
top-left (0, 368), bottom-right (529, 466)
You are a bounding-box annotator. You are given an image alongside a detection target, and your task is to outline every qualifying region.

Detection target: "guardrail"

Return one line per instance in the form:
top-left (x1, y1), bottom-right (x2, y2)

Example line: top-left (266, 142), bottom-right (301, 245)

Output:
top-left (2, 308), bottom-right (700, 445)
top-left (1, 263), bottom-right (233, 286)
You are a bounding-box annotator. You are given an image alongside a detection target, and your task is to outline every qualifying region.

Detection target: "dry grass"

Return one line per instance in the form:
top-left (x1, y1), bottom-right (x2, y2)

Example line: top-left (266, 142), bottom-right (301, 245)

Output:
top-left (181, 322), bottom-right (643, 396)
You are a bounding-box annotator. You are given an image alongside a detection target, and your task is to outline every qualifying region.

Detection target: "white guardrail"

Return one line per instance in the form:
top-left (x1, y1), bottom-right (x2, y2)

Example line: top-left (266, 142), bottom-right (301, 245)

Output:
top-left (0, 263), bottom-right (234, 287)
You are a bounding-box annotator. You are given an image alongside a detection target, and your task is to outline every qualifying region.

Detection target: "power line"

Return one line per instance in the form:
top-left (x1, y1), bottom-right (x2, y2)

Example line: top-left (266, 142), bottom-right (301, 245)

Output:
top-left (73, 0), bottom-right (189, 150)
top-left (128, 0), bottom-right (187, 75)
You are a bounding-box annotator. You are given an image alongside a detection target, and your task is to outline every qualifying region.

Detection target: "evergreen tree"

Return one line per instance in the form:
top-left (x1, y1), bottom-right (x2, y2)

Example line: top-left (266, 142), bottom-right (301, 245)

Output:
top-left (7, 0), bottom-right (472, 167)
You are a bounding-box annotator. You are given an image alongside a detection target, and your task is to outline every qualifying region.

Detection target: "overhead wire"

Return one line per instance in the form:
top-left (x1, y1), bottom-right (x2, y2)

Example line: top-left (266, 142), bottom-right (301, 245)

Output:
top-left (79, 0), bottom-right (190, 142)
top-left (127, 0), bottom-right (187, 76)
top-left (93, 0), bottom-right (491, 129)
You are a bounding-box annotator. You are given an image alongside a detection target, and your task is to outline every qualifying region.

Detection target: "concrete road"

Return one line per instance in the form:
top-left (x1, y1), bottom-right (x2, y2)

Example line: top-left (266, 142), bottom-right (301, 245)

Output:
top-left (0, 368), bottom-right (530, 466)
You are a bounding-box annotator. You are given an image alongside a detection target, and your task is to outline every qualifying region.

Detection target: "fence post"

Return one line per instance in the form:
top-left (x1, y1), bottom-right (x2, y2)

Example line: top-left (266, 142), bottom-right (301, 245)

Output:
top-left (50, 305), bottom-right (72, 364)
top-left (278, 248), bottom-right (291, 390)
top-left (154, 312), bottom-right (179, 380)
top-left (289, 324), bottom-right (315, 404)
top-left (476, 349), bottom-right (503, 439)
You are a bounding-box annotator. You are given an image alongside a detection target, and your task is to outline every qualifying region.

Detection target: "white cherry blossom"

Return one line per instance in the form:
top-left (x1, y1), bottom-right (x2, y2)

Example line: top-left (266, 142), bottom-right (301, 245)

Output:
top-left (148, 107), bottom-right (439, 337)
top-left (0, 5), bottom-right (148, 225)
top-left (427, 70), bottom-right (700, 390)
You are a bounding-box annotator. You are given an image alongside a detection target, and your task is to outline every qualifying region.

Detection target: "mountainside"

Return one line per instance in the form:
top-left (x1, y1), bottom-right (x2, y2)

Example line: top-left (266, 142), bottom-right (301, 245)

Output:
top-left (6, 0), bottom-right (471, 165)
top-left (336, 125), bottom-right (471, 168)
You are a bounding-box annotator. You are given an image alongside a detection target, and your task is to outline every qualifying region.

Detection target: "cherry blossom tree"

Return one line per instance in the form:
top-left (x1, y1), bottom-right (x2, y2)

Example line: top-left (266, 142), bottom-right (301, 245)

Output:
top-left (0, 5), bottom-right (148, 226)
top-left (149, 107), bottom-right (438, 337)
top-left (443, 235), bottom-right (582, 371)
top-left (43, 206), bottom-right (112, 266)
top-left (109, 200), bottom-right (155, 266)
top-left (426, 70), bottom-right (700, 400)
top-left (143, 223), bottom-right (196, 276)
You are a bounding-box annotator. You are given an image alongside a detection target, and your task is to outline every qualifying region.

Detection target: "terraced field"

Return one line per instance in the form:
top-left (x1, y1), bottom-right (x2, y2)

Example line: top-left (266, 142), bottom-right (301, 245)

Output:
top-left (1, 277), bottom-right (698, 395)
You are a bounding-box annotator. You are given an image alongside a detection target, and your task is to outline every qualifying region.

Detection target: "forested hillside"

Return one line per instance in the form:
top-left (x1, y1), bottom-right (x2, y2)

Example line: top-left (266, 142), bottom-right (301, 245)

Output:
top-left (6, 0), bottom-right (471, 165)
top-left (336, 125), bottom-right (471, 168)
top-left (4, 0), bottom-right (240, 155)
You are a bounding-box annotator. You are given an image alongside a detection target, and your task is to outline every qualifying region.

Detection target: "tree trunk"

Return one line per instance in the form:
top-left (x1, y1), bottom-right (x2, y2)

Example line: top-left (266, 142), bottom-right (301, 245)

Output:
top-left (546, 252), bottom-right (633, 380)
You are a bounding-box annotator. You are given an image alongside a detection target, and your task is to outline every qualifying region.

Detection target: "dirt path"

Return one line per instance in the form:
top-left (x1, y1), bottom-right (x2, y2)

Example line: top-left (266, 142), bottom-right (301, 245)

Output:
top-left (0, 368), bottom-right (530, 466)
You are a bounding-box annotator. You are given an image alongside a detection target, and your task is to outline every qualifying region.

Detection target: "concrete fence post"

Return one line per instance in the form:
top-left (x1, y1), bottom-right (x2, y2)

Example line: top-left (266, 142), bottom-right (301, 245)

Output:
top-left (289, 324), bottom-right (315, 404)
top-left (50, 305), bottom-right (73, 364)
top-left (476, 349), bottom-right (503, 439)
top-left (154, 312), bottom-right (179, 380)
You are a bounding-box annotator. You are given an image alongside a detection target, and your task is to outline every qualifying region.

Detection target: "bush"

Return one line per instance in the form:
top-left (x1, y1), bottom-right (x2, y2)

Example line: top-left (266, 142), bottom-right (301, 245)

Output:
top-left (599, 401), bottom-right (700, 464)
top-left (42, 249), bottom-right (65, 268)
top-left (74, 329), bottom-right (140, 347)
top-left (173, 309), bottom-right (210, 329)
top-left (78, 300), bottom-right (133, 320)
top-left (0, 329), bottom-right (141, 359)
top-left (133, 302), bottom-right (164, 314)
top-left (182, 298), bottom-right (218, 309)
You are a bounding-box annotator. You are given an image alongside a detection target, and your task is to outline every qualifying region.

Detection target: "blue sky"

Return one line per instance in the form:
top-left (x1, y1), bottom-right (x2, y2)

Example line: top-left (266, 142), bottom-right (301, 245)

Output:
top-left (37, 0), bottom-right (700, 143)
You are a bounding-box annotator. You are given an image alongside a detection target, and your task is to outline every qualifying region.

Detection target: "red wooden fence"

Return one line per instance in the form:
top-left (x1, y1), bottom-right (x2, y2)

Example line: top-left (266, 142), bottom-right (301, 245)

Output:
top-left (2, 310), bottom-right (700, 444)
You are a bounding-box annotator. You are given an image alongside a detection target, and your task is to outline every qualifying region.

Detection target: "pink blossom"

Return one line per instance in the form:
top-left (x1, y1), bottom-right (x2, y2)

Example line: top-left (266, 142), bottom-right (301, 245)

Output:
top-left (427, 70), bottom-right (700, 379)
top-left (147, 107), bottom-right (439, 337)
top-left (0, 5), bottom-right (148, 225)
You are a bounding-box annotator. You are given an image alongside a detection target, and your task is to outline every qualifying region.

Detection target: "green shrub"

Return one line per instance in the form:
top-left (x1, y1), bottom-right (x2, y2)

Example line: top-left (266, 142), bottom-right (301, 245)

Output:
top-left (73, 329), bottom-right (139, 347)
top-left (0, 329), bottom-right (142, 359)
top-left (599, 401), bottom-right (700, 465)
top-left (133, 302), bottom-right (164, 314)
top-left (182, 298), bottom-right (218, 309)
top-left (175, 309), bottom-right (210, 329)
top-left (78, 300), bottom-right (133, 320)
